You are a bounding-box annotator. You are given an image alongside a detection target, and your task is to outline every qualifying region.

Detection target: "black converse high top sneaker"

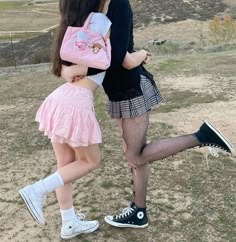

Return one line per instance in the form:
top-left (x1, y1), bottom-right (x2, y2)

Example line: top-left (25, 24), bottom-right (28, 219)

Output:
top-left (195, 120), bottom-right (235, 157)
top-left (104, 202), bottom-right (148, 228)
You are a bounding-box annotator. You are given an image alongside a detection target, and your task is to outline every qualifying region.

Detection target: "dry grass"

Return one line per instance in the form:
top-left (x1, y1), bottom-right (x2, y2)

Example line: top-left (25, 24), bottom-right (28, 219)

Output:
top-left (0, 1), bottom-right (236, 241)
top-left (0, 1), bottom-right (59, 32)
top-left (0, 48), bottom-right (236, 241)
top-left (209, 15), bottom-right (236, 44)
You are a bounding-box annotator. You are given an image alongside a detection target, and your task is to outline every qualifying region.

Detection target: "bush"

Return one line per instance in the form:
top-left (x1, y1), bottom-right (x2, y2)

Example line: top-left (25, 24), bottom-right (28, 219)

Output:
top-left (209, 15), bottom-right (236, 44)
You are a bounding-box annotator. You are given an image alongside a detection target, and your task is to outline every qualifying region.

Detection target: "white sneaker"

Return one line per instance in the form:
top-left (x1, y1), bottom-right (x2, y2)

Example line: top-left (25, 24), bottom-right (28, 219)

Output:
top-left (19, 181), bottom-right (46, 225)
top-left (61, 211), bottom-right (99, 240)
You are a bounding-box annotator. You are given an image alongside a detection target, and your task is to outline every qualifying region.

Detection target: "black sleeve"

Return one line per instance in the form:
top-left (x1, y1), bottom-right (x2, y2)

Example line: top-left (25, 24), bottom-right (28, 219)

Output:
top-left (87, 0), bottom-right (131, 75)
top-left (109, 0), bottom-right (131, 68)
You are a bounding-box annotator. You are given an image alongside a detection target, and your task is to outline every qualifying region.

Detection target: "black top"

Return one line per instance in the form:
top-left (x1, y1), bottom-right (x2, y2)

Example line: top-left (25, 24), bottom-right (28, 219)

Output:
top-left (88, 0), bottom-right (153, 101)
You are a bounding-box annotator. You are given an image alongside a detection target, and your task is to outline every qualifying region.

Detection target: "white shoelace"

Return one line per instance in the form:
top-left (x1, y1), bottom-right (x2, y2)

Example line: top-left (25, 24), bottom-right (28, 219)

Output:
top-left (201, 144), bottom-right (221, 158)
top-left (115, 205), bottom-right (134, 219)
top-left (74, 210), bottom-right (86, 222)
top-left (208, 147), bottom-right (219, 158)
top-left (73, 211), bottom-right (97, 229)
top-left (205, 147), bottom-right (220, 170)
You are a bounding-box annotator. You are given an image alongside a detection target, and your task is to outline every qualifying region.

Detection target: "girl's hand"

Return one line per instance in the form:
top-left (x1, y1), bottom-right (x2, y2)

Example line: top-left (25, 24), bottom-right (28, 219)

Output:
top-left (61, 65), bottom-right (88, 82)
top-left (73, 76), bottom-right (86, 82)
top-left (142, 50), bottom-right (151, 64)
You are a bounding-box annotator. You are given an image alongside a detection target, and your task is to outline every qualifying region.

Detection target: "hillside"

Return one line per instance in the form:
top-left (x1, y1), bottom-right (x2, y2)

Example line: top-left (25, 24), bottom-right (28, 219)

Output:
top-left (0, 0), bottom-right (235, 67)
top-left (131, 0), bottom-right (229, 27)
top-left (0, 32), bottom-right (53, 67)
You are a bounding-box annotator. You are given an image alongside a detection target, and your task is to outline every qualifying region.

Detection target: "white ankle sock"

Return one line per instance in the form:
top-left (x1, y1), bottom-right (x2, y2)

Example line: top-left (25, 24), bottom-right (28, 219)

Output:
top-left (40, 171), bottom-right (64, 193)
top-left (60, 207), bottom-right (75, 224)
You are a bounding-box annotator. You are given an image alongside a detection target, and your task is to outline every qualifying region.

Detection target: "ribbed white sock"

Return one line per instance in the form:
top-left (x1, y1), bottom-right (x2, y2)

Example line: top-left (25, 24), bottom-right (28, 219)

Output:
top-left (60, 207), bottom-right (75, 224)
top-left (40, 171), bottom-right (64, 193)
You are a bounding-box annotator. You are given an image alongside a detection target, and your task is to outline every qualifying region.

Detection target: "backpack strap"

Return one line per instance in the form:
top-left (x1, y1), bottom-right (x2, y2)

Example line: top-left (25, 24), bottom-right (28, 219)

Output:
top-left (83, 12), bottom-right (94, 30)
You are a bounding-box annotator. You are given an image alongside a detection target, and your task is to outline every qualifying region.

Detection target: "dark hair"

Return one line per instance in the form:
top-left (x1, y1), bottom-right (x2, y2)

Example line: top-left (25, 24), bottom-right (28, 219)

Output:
top-left (51, 0), bottom-right (101, 77)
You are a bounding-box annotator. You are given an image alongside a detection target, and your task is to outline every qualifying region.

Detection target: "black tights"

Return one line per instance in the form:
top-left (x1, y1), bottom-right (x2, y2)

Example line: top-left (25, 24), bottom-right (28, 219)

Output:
top-left (116, 112), bottom-right (199, 207)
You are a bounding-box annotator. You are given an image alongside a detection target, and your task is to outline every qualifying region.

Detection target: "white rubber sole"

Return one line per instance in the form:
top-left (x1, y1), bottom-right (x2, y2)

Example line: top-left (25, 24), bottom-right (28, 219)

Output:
top-left (19, 188), bottom-right (45, 225)
top-left (61, 221), bottom-right (99, 240)
top-left (204, 120), bottom-right (236, 157)
top-left (104, 216), bottom-right (148, 229)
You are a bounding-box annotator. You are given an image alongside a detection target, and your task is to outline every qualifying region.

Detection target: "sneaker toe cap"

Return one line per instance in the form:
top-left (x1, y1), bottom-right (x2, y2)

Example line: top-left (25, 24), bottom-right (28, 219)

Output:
top-left (105, 215), bottom-right (113, 221)
top-left (92, 220), bottom-right (99, 226)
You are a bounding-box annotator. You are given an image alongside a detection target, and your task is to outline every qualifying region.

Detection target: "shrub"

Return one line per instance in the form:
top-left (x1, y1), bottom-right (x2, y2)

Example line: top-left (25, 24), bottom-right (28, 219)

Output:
top-left (209, 15), bottom-right (236, 44)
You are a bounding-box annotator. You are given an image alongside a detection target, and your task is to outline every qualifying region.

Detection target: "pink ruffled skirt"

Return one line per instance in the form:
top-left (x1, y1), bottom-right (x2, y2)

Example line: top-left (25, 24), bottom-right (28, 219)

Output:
top-left (35, 83), bottom-right (101, 147)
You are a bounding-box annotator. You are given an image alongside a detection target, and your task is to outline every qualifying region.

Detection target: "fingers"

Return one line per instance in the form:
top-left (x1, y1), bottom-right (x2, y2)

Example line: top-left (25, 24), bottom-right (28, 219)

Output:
top-left (142, 50), bottom-right (151, 56)
top-left (143, 55), bottom-right (151, 64)
top-left (142, 50), bottom-right (151, 64)
top-left (128, 161), bottom-right (137, 169)
top-left (72, 75), bottom-right (85, 82)
top-left (145, 51), bottom-right (151, 57)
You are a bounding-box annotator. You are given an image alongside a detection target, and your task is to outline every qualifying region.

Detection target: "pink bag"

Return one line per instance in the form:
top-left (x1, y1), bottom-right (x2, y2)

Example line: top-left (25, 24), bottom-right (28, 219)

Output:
top-left (60, 12), bottom-right (111, 70)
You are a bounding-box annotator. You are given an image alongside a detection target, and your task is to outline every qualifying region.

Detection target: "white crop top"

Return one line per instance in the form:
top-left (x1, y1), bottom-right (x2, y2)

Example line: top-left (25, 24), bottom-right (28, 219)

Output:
top-left (87, 13), bottom-right (111, 86)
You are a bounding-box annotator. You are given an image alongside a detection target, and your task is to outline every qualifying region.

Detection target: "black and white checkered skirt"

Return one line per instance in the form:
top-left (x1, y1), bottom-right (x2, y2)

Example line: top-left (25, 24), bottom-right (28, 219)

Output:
top-left (108, 75), bottom-right (163, 119)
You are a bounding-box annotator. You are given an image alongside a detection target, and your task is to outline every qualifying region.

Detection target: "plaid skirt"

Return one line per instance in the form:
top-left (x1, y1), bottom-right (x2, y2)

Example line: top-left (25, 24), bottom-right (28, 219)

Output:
top-left (108, 75), bottom-right (163, 119)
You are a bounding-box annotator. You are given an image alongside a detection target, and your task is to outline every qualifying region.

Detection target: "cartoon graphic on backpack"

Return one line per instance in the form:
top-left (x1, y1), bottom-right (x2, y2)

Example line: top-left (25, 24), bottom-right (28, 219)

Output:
top-left (60, 13), bottom-right (111, 70)
top-left (74, 31), bottom-right (88, 50)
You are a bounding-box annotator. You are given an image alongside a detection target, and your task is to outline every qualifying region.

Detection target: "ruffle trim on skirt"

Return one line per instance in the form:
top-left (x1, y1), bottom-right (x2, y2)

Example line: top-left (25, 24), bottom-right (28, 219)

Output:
top-left (35, 96), bottom-right (102, 147)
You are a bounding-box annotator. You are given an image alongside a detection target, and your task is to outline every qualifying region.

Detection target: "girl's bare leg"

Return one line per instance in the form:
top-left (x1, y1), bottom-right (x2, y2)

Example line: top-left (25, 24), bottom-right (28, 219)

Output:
top-left (52, 143), bottom-right (75, 209)
top-left (52, 143), bottom-right (101, 209)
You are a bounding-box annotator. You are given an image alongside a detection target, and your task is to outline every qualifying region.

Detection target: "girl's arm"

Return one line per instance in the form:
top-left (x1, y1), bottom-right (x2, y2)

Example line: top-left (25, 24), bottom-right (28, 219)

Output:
top-left (122, 50), bottom-right (151, 70)
top-left (62, 48), bottom-right (150, 82)
top-left (61, 65), bottom-right (88, 82)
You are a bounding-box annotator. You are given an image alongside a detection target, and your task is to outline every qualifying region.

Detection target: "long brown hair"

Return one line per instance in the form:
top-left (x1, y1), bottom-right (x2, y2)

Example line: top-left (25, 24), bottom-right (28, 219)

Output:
top-left (51, 0), bottom-right (101, 77)
top-left (98, 0), bottom-right (107, 12)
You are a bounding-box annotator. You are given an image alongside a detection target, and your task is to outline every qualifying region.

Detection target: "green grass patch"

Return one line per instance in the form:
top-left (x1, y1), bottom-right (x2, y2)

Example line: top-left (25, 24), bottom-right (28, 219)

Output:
top-left (0, 1), bottom-right (28, 9)
top-left (90, 207), bottom-right (100, 213)
top-left (147, 122), bottom-right (176, 138)
top-left (148, 49), bottom-right (236, 77)
top-left (148, 41), bottom-right (180, 55)
top-left (100, 180), bottom-right (115, 189)
top-left (157, 90), bottom-right (228, 113)
top-left (158, 58), bottom-right (188, 73)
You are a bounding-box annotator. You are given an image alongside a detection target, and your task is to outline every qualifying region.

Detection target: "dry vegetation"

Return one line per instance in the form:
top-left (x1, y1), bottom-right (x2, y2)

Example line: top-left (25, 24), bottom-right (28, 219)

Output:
top-left (209, 15), bottom-right (236, 43)
top-left (0, 0), bottom-right (236, 242)
top-left (0, 1), bottom-right (59, 32)
top-left (0, 48), bottom-right (236, 242)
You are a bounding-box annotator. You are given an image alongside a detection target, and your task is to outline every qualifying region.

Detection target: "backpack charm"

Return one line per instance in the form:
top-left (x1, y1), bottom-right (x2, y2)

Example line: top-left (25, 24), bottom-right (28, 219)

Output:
top-left (91, 43), bottom-right (103, 54)
top-left (74, 31), bottom-right (88, 50)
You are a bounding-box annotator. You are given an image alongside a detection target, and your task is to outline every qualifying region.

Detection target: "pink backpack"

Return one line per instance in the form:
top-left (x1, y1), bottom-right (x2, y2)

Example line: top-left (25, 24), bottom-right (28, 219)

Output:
top-left (60, 12), bottom-right (111, 70)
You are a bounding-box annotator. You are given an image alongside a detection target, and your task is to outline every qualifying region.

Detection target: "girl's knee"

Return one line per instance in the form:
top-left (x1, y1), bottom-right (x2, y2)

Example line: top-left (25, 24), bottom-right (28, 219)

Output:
top-left (57, 159), bottom-right (74, 169)
top-left (124, 150), bottom-right (139, 164)
top-left (88, 154), bottom-right (101, 171)
top-left (92, 157), bottom-right (100, 169)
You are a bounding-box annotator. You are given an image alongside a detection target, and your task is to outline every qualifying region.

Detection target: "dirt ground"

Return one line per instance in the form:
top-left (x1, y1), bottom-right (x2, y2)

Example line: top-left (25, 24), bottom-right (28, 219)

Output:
top-left (1, 6), bottom-right (236, 242)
